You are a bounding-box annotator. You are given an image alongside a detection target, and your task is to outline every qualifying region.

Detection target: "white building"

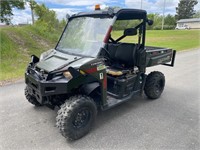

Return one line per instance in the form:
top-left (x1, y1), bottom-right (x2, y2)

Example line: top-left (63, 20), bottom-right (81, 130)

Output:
top-left (176, 18), bottom-right (200, 29)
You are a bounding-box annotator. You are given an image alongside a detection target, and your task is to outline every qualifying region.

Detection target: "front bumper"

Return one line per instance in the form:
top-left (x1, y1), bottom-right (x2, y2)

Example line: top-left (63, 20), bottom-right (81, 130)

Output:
top-left (25, 69), bottom-right (69, 104)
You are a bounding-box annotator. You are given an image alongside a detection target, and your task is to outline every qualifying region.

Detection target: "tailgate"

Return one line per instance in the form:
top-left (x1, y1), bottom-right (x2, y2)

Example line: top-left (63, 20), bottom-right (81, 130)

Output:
top-left (145, 46), bottom-right (176, 67)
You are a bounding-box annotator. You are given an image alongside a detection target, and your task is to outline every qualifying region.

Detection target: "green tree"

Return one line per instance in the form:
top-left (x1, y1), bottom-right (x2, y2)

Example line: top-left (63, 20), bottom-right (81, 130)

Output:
top-left (147, 13), bottom-right (162, 30)
top-left (59, 18), bottom-right (66, 30)
top-left (113, 20), bottom-right (129, 30)
top-left (165, 14), bottom-right (176, 26)
top-left (193, 10), bottom-right (200, 18)
top-left (0, 0), bottom-right (25, 24)
top-left (176, 0), bottom-right (198, 20)
top-left (34, 3), bottom-right (59, 32)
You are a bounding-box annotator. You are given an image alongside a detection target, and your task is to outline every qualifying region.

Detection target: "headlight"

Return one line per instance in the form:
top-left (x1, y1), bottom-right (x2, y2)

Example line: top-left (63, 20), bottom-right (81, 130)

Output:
top-left (63, 71), bottom-right (72, 80)
top-left (40, 49), bottom-right (54, 61)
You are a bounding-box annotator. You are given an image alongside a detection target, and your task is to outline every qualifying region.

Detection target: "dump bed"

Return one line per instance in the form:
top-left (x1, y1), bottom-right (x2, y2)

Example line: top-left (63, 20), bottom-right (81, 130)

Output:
top-left (145, 46), bottom-right (176, 67)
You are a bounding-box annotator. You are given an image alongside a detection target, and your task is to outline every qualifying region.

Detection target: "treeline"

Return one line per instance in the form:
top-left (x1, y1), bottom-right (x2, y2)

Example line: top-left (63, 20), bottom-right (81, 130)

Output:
top-left (113, 14), bottom-right (176, 30)
top-left (33, 4), bottom-right (66, 34)
top-left (33, 4), bottom-right (177, 31)
top-left (0, 0), bottom-right (66, 34)
top-left (148, 14), bottom-right (176, 30)
top-left (112, 0), bottom-right (199, 30)
top-left (1, 0), bottom-right (199, 31)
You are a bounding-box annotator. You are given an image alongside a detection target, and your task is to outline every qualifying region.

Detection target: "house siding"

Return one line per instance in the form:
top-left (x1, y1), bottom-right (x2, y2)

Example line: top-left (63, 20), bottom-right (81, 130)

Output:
top-left (177, 18), bottom-right (200, 29)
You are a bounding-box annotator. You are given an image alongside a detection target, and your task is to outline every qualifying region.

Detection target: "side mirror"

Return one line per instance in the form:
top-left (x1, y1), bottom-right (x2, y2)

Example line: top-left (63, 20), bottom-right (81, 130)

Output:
top-left (147, 19), bottom-right (153, 26)
top-left (66, 14), bottom-right (70, 21)
top-left (124, 28), bottom-right (137, 36)
top-left (31, 55), bottom-right (39, 64)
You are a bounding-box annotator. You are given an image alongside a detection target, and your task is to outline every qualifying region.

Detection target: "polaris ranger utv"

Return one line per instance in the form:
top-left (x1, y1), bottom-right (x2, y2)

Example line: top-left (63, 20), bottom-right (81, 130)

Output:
top-left (25, 7), bottom-right (176, 140)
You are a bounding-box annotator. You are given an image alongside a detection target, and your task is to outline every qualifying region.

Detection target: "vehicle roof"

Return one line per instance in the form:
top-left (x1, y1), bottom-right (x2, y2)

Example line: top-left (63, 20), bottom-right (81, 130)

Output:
top-left (71, 8), bottom-right (147, 20)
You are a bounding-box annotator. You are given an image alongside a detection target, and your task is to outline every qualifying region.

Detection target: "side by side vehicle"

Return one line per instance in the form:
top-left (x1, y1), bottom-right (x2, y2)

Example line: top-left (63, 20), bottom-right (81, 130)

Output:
top-left (25, 6), bottom-right (176, 140)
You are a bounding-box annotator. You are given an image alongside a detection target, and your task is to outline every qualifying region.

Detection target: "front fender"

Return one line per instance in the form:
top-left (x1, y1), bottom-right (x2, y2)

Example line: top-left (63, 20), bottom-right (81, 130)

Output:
top-left (67, 67), bottom-right (99, 92)
top-left (80, 82), bottom-right (100, 95)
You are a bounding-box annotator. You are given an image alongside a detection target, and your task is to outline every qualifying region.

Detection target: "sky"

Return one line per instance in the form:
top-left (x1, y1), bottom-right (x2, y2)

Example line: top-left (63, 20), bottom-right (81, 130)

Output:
top-left (11, 0), bottom-right (200, 24)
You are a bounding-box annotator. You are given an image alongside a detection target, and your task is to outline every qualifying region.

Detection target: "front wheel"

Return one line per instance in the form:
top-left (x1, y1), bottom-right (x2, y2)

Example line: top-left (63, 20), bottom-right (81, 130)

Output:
top-left (56, 95), bottom-right (97, 140)
top-left (144, 71), bottom-right (165, 99)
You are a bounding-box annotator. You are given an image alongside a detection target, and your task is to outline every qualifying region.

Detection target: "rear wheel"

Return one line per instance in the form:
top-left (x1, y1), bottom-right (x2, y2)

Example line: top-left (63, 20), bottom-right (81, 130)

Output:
top-left (56, 95), bottom-right (97, 140)
top-left (144, 71), bottom-right (165, 99)
top-left (25, 86), bottom-right (42, 106)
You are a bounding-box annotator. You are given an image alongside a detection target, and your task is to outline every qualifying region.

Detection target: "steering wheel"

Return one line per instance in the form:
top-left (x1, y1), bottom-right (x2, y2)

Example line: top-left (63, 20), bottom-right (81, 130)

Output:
top-left (101, 48), bottom-right (115, 65)
top-left (101, 47), bottom-right (111, 58)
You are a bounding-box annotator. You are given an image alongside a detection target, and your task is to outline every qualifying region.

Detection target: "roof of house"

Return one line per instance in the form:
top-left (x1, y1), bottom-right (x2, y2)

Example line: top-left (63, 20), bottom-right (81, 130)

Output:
top-left (177, 18), bottom-right (200, 23)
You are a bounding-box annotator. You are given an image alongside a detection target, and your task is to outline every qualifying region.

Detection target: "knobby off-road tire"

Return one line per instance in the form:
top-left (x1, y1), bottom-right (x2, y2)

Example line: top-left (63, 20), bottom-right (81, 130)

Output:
top-left (56, 95), bottom-right (97, 140)
top-left (25, 86), bottom-right (42, 106)
top-left (144, 71), bottom-right (165, 99)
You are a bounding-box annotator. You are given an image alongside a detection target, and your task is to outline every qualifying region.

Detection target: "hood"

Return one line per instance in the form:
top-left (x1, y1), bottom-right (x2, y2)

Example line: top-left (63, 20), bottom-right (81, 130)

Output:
top-left (36, 50), bottom-right (93, 72)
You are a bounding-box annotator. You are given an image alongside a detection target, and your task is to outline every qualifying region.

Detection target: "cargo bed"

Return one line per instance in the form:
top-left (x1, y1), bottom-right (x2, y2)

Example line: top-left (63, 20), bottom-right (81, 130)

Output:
top-left (145, 46), bottom-right (176, 67)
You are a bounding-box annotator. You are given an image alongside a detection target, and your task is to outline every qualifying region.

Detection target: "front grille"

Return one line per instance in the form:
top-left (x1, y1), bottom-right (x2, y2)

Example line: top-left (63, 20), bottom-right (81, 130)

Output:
top-left (35, 67), bottom-right (48, 80)
top-left (31, 82), bottom-right (38, 89)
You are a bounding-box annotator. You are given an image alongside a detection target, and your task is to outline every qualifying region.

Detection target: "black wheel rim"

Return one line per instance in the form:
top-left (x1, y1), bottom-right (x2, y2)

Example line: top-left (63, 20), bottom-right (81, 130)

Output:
top-left (73, 108), bottom-right (91, 129)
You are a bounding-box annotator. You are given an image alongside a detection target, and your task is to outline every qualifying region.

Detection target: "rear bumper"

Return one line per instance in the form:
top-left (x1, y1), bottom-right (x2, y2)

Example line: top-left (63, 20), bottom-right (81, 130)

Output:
top-left (25, 72), bottom-right (68, 104)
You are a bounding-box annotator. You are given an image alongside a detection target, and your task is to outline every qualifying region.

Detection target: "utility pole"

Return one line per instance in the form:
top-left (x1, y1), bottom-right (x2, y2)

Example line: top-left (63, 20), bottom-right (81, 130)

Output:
top-left (161, 0), bottom-right (166, 30)
top-left (141, 0), bottom-right (143, 9)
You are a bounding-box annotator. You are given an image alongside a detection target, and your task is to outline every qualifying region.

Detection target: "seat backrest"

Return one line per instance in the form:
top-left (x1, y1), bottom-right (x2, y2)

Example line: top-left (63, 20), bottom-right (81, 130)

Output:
top-left (114, 43), bottom-right (136, 67)
top-left (106, 43), bottom-right (120, 60)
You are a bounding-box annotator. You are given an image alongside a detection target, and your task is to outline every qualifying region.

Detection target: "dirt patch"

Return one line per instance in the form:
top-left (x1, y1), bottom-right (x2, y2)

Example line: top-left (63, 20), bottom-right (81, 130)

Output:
top-left (6, 31), bottom-right (25, 46)
top-left (5, 30), bottom-right (30, 57)
top-left (29, 32), bottom-right (52, 49)
top-left (0, 78), bottom-right (24, 87)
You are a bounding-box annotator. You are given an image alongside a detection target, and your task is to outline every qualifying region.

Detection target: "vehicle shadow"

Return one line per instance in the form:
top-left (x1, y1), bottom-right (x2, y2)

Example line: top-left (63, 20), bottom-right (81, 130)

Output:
top-left (95, 95), bottom-right (151, 129)
top-left (31, 85), bottom-right (195, 149)
top-left (67, 94), bottom-right (153, 145)
top-left (32, 95), bottom-right (156, 149)
top-left (66, 85), bottom-right (194, 148)
top-left (33, 94), bottom-right (152, 129)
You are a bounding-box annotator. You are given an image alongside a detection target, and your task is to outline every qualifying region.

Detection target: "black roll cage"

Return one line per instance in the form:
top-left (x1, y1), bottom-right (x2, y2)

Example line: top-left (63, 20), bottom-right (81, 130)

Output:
top-left (111, 21), bottom-right (146, 49)
top-left (55, 8), bottom-right (148, 51)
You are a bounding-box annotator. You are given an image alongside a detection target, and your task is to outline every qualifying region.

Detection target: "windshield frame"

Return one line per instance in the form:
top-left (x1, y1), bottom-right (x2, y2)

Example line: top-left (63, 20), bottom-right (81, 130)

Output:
top-left (55, 15), bottom-right (114, 57)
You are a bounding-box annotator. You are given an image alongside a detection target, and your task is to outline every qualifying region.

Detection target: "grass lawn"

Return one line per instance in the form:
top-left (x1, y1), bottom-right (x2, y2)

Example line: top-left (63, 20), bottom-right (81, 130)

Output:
top-left (0, 26), bottom-right (59, 82)
top-left (0, 27), bottom-right (200, 82)
top-left (112, 30), bottom-right (200, 51)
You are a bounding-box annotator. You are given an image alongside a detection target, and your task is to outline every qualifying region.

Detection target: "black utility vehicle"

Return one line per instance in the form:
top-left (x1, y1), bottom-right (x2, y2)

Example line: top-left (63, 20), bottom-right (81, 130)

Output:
top-left (25, 7), bottom-right (176, 140)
